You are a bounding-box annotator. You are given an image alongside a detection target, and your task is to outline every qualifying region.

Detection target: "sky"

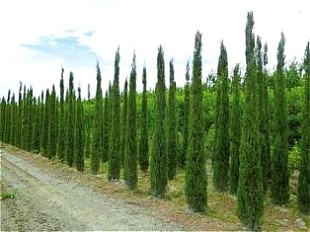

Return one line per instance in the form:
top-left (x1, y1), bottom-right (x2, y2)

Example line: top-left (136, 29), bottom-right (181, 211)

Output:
top-left (0, 0), bottom-right (309, 99)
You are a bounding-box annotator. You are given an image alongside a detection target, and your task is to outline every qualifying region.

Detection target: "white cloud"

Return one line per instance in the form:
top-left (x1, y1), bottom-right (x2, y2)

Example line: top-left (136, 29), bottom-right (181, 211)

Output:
top-left (0, 0), bottom-right (309, 98)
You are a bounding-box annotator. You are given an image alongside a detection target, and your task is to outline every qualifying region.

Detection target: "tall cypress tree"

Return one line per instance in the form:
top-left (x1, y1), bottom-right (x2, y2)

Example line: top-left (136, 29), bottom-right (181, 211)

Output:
top-left (41, 88), bottom-right (50, 156)
top-left (262, 42), bottom-right (271, 193)
top-left (32, 96), bottom-right (41, 153)
top-left (58, 68), bottom-right (66, 161)
top-left (237, 12), bottom-right (264, 230)
top-left (139, 66), bottom-right (149, 171)
top-left (4, 90), bottom-right (11, 144)
top-left (47, 85), bottom-right (57, 159)
top-left (9, 94), bottom-right (17, 146)
top-left (271, 32), bottom-right (290, 205)
top-left (108, 47), bottom-right (121, 181)
top-left (25, 87), bottom-right (34, 151)
top-left (0, 97), bottom-right (6, 141)
top-left (124, 53), bottom-right (138, 189)
top-left (75, 86), bottom-right (85, 172)
top-left (213, 41), bottom-right (230, 192)
top-left (15, 82), bottom-right (23, 147)
top-left (298, 42), bottom-right (310, 214)
top-left (256, 37), bottom-right (271, 194)
top-left (167, 59), bottom-right (177, 180)
top-left (229, 64), bottom-right (241, 195)
top-left (121, 78), bottom-right (128, 167)
top-left (91, 63), bottom-right (104, 174)
top-left (180, 61), bottom-right (190, 167)
top-left (185, 31), bottom-right (207, 212)
top-left (102, 88), bottom-right (110, 162)
top-left (150, 45), bottom-right (168, 198)
top-left (84, 83), bottom-right (92, 159)
top-left (65, 72), bottom-right (75, 167)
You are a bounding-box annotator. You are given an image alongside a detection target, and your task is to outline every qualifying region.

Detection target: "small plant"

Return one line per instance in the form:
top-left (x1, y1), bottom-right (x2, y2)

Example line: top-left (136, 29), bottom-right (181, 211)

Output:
top-left (288, 142), bottom-right (301, 174)
top-left (0, 190), bottom-right (17, 200)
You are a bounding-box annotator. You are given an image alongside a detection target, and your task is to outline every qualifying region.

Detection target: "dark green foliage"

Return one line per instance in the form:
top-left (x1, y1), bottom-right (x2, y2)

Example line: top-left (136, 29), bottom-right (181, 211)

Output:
top-left (229, 64), bottom-right (241, 195)
top-left (121, 79), bottom-right (128, 167)
top-left (75, 87), bottom-right (85, 172)
top-left (237, 12), bottom-right (264, 231)
top-left (150, 45), bottom-right (168, 198)
top-left (41, 89), bottom-right (50, 156)
top-left (32, 97), bottom-right (41, 153)
top-left (25, 87), bottom-right (34, 151)
top-left (4, 90), bottom-right (11, 144)
top-left (298, 42), bottom-right (310, 214)
top-left (15, 82), bottom-right (23, 147)
top-left (213, 41), bottom-right (230, 192)
top-left (271, 32), bottom-right (290, 205)
top-left (261, 42), bottom-right (271, 193)
top-left (185, 32), bottom-right (207, 212)
top-left (180, 62), bottom-right (190, 167)
top-left (256, 37), bottom-right (268, 193)
top-left (124, 53), bottom-right (138, 189)
top-left (139, 66), bottom-right (149, 172)
top-left (65, 72), bottom-right (75, 167)
top-left (167, 59), bottom-right (177, 180)
top-left (57, 68), bottom-right (66, 161)
top-left (0, 97), bottom-right (6, 141)
top-left (91, 63), bottom-right (104, 174)
top-left (47, 85), bottom-right (57, 159)
top-left (84, 84), bottom-right (92, 159)
top-left (108, 47), bottom-right (121, 181)
top-left (9, 94), bottom-right (17, 145)
top-left (102, 88), bottom-right (110, 162)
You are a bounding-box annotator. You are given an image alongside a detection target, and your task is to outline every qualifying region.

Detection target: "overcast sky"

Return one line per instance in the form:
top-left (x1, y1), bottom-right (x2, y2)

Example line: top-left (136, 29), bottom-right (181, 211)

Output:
top-left (0, 0), bottom-right (309, 98)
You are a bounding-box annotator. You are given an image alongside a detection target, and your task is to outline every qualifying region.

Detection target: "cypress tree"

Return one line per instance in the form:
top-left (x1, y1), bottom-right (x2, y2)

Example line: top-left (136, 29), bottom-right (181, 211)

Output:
top-left (41, 88), bottom-right (50, 156)
top-left (139, 66), bottom-right (149, 171)
top-left (9, 94), bottom-right (17, 145)
top-left (21, 85), bottom-right (27, 149)
top-left (213, 41), bottom-right (230, 192)
top-left (75, 86), bottom-right (85, 172)
top-left (102, 88), bottom-right (110, 162)
top-left (58, 68), bottom-right (66, 161)
top-left (271, 32), bottom-right (290, 205)
top-left (84, 83), bottom-right (92, 159)
top-left (0, 97), bottom-right (6, 141)
top-left (180, 61), bottom-right (190, 167)
top-left (262, 42), bottom-right (271, 193)
top-left (121, 78), bottom-right (128, 167)
top-left (32, 96), bottom-right (41, 153)
top-left (25, 87), bottom-right (34, 151)
top-left (185, 31), bottom-right (207, 212)
top-left (4, 90), bottom-right (11, 143)
top-left (255, 37), bottom-right (270, 194)
top-left (47, 85), bottom-right (57, 159)
top-left (150, 45), bottom-right (168, 198)
top-left (91, 63), bottom-right (104, 174)
top-left (124, 53), bottom-right (138, 189)
top-left (108, 47), bottom-right (121, 181)
top-left (65, 72), bottom-right (75, 167)
top-left (15, 82), bottom-right (23, 147)
top-left (167, 59), bottom-right (177, 179)
top-left (237, 12), bottom-right (264, 230)
top-left (297, 42), bottom-right (310, 214)
top-left (229, 64), bottom-right (241, 195)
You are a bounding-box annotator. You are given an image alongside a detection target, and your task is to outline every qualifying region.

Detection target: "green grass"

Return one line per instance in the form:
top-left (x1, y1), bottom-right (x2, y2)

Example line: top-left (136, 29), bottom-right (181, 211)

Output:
top-left (0, 190), bottom-right (17, 200)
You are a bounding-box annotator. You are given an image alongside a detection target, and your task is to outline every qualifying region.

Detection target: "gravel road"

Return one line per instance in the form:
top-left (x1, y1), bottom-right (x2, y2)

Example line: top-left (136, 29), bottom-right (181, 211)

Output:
top-left (1, 150), bottom-right (184, 231)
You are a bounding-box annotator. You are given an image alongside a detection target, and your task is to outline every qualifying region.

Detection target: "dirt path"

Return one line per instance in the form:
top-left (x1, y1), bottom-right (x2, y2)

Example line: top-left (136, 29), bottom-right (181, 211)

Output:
top-left (1, 150), bottom-right (184, 231)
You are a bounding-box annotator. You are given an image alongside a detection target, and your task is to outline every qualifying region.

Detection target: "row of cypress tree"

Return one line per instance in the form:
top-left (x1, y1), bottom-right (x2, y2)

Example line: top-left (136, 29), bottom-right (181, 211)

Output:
top-left (0, 12), bottom-right (309, 230)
